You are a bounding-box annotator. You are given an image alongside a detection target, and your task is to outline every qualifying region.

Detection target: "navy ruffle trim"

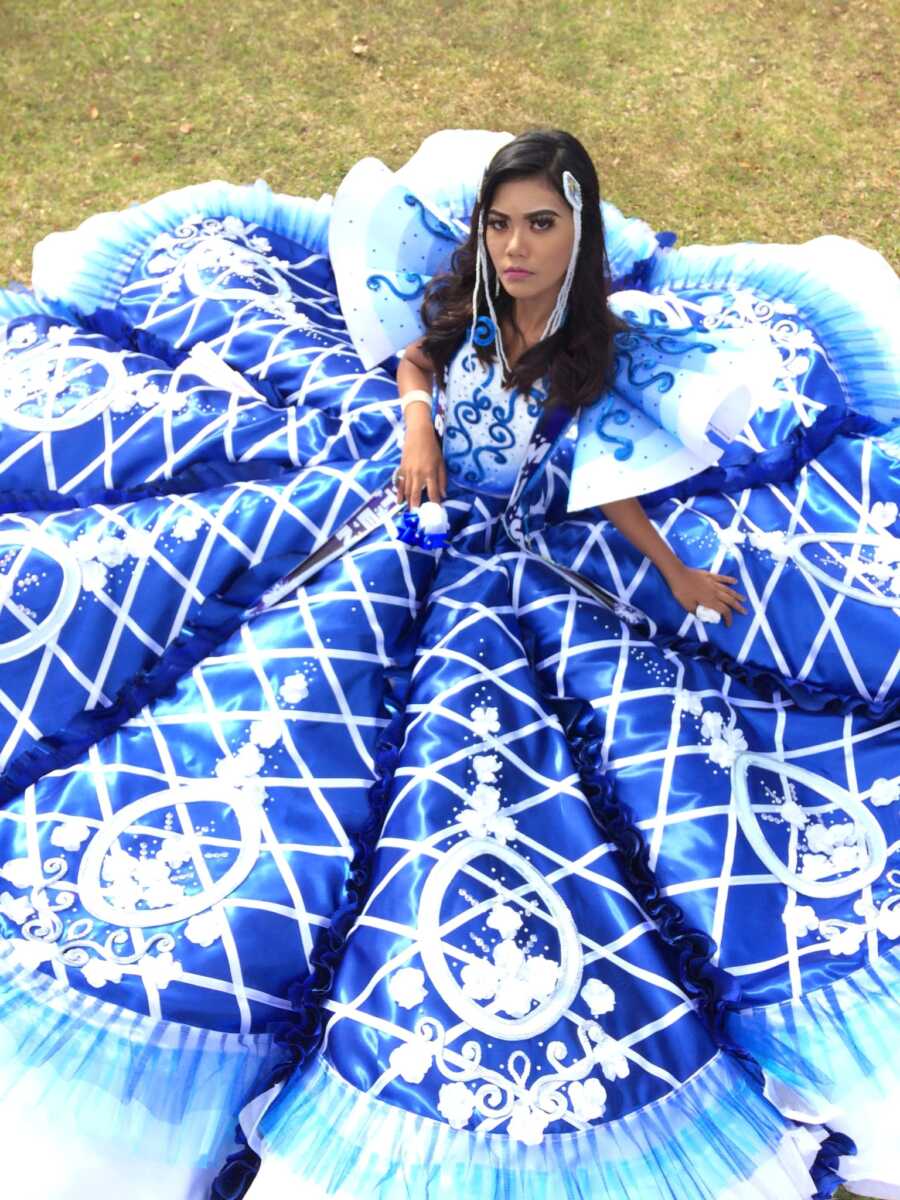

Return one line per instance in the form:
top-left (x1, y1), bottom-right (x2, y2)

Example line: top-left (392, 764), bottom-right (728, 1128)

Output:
top-left (812, 1129), bottom-right (858, 1200)
top-left (611, 231), bottom-right (678, 293)
top-left (0, 461), bottom-right (296, 516)
top-left (650, 622), bottom-right (900, 723)
top-left (561, 700), bottom-right (749, 1054)
top-left (558, 698), bottom-right (853, 1194)
top-left (209, 1132), bottom-right (261, 1200)
top-left (642, 406), bottom-right (884, 510)
top-left (0, 551), bottom-right (301, 806)
top-left (209, 679), bottom-right (408, 1200)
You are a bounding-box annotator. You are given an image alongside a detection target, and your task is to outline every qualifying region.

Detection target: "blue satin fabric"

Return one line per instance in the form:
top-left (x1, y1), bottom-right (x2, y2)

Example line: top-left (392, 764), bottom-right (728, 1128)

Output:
top-left (0, 155), bottom-right (896, 1194)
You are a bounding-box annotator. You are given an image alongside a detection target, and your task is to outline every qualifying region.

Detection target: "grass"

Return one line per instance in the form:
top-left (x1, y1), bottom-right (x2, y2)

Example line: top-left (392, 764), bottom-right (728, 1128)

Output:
top-left (1, 2), bottom-right (895, 1196)
top-left (2, 0), bottom-right (897, 285)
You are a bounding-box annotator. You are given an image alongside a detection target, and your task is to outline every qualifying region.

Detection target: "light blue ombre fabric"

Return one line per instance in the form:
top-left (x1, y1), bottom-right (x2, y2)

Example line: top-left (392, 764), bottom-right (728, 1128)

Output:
top-left (0, 131), bottom-right (894, 1199)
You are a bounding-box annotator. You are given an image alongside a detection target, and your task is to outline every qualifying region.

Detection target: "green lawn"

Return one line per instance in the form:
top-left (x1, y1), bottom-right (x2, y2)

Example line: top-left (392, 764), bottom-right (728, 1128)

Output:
top-left (2, 0), bottom-right (897, 286)
top-left (2, 2), bottom-right (895, 1196)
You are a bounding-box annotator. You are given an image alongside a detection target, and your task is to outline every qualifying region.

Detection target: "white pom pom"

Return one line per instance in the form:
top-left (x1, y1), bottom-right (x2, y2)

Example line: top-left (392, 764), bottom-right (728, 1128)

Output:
top-left (416, 502), bottom-right (449, 535)
top-left (695, 605), bottom-right (722, 624)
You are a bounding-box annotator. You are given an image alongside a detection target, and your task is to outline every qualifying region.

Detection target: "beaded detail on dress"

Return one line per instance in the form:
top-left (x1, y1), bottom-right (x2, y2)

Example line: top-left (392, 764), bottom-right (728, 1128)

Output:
top-left (441, 343), bottom-right (544, 497)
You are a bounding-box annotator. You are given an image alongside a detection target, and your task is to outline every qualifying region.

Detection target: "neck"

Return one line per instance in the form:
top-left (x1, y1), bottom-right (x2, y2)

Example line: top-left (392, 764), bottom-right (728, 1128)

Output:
top-left (510, 293), bottom-right (558, 344)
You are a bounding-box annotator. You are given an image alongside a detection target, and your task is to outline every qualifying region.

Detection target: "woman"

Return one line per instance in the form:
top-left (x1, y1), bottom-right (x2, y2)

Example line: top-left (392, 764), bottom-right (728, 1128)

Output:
top-left (0, 129), bottom-right (896, 1200)
top-left (397, 130), bottom-right (748, 626)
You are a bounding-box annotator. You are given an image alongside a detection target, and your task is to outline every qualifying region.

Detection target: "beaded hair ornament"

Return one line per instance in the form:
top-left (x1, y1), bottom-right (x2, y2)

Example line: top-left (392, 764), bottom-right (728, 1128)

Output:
top-left (470, 168), bottom-right (584, 377)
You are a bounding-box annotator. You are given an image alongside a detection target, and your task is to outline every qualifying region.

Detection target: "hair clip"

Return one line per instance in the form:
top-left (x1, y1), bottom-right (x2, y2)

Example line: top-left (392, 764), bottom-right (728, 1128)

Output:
top-left (562, 170), bottom-right (583, 211)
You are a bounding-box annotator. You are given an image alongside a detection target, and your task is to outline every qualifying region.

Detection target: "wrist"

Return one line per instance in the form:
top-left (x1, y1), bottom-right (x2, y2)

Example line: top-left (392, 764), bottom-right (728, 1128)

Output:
top-left (659, 556), bottom-right (688, 586)
top-left (400, 389), bottom-right (432, 419)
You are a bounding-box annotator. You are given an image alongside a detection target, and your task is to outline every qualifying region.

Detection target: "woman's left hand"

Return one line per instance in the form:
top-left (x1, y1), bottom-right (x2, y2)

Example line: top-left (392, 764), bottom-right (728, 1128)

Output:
top-left (666, 565), bottom-right (747, 627)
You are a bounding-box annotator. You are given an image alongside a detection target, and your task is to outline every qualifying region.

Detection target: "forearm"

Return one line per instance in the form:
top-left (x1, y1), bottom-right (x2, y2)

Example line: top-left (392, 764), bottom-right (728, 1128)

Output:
top-left (397, 357), bottom-right (434, 408)
top-left (600, 498), bottom-right (684, 583)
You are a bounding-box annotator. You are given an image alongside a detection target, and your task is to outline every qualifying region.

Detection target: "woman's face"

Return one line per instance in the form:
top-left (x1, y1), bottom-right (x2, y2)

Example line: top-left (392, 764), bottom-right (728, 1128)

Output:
top-left (483, 175), bottom-right (575, 313)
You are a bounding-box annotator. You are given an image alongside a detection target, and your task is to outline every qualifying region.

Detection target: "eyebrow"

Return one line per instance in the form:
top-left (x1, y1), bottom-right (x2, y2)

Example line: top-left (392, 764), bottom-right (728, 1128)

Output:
top-left (487, 207), bottom-right (561, 219)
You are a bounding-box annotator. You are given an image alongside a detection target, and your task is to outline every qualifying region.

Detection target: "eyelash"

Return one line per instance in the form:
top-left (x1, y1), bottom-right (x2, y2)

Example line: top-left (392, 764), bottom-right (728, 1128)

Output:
top-left (487, 216), bottom-right (555, 233)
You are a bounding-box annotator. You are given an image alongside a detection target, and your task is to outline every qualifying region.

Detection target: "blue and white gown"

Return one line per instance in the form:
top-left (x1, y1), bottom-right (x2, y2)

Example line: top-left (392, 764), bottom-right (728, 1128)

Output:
top-left (0, 131), bottom-right (897, 1200)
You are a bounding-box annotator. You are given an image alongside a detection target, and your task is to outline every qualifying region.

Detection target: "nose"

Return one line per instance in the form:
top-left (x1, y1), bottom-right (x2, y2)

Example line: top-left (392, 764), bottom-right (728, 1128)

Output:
top-left (506, 223), bottom-right (527, 258)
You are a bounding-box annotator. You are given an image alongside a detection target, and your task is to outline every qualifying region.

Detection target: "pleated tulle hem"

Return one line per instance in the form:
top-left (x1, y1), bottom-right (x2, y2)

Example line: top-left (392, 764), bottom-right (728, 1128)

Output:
top-left (729, 947), bottom-right (900, 1191)
top-left (0, 941), bottom-right (277, 1168)
top-left (243, 1052), bottom-right (823, 1200)
top-left (646, 235), bottom-right (900, 425)
top-left (30, 180), bottom-right (333, 318)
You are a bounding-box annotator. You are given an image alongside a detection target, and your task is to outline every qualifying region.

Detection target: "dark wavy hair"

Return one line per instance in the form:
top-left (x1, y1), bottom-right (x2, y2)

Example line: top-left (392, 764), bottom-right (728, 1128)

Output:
top-left (420, 129), bottom-right (621, 411)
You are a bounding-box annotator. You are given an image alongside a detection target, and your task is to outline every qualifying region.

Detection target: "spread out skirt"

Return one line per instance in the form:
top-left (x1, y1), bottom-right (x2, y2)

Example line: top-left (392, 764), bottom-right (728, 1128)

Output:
top-left (0, 130), bottom-right (898, 1200)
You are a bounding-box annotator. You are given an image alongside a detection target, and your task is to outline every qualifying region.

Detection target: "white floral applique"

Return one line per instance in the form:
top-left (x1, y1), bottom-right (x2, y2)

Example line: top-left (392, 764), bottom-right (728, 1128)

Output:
top-left (458, 785), bottom-right (516, 844)
top-left (172, 513), bottom-right (204, 542)
top-left (869, 501), bottom-right (898, 529)
top-left (80, 559), bottom-right (109, 595)
top-left (81, 957), bottom-right (124, 989)
top-left (580, 977), bottom-right (616, 1017)
top-left (95, 536), bottom-right (130, 567)
top-left (279, 672), bottom-right (309, 705)
top-left (215, 743), bottom-right (265, 781)
top-left (389, 1032), bottom-right (434, 1084)
top-left (437, 1081), bottom-right (476, 1129)
top-left (109, 376), bottom-right (165, 415)
top-left (387, 967), bottom-right (428, 1010)
top-left (100, 844), bottom-right (187, 912)
top-left (870, 777), bottom-right (900, 807)
top-left (591, 1031), bottom-right (630, 1081)
top-left (460, 938), bottom-right (559, 1019)
top-left (9, 938), bottom-right (57, 970)
top-left (0, 858), bottom-right (40, 889)
top-left (457, 707), bottom-right (517, 842)
top-left (749, 529), bottom-right (792, 560)
top-left (697, 707), bottom-right (748, 769)
top-left (485, 902), bottom-right (522, 941)
top-left (568, 1076), bottom-right (608, 1121)
top-left (781, 904), bottom-right (819, 938)
top-left (185, 909), bottom-right (225, 948)
top-left (780, 798), bottom-right (808, 828)
top-left (138, 949), bottom-right (182, 990)
top-left (673, 689), bottom-right (704, 718)
top-left (717, 523), bottom-right (746, 550)
top-left (507, 1100), bottom-right (552, 1146)
top-left (0, 891), bottom-right (35, 925)
top-left (71, 523), bottom-right (146, 595)
top-left (250, 716), bottom-right (282, 750)
top-left (470, 705), bottom-right (500, 737)
top-left (49, 819), bottom-right (92, 853)
top-left (472, 753), bottom-right (502, 783)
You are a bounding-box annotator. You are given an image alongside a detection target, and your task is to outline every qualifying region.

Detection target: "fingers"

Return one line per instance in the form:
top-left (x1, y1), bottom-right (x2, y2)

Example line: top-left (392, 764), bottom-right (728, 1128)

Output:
top-left (396, 457), bottom-right (447, 509)
top-left (718, 587), bottom-right (747, 612)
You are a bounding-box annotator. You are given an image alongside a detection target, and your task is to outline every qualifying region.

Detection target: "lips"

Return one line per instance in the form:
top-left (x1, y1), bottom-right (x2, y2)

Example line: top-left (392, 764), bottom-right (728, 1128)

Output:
top-left (504, 268), bottom-right (533, 279)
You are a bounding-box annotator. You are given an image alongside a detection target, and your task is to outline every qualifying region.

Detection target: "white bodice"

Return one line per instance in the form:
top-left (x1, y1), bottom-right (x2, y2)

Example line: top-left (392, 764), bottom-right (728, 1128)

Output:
top-left (441, 345), bottom-right (545, 498)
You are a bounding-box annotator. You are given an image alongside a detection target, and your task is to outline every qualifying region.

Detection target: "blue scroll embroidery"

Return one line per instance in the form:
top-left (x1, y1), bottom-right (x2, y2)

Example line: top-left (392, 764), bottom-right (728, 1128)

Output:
top-left (594, 395), bottom-right (634, 461)
top-left (402, 194), bottom-right (458, 243)
top-left (472, 316), bottom-right (497, 347)
top-left (366, 272), bottom-right (427, 300)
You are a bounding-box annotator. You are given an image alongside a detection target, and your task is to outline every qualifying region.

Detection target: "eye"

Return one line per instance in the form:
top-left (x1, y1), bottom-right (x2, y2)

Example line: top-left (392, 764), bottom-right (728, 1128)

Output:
top-left (486, 216), bottom-right (508, 232)
top-left (531, 215), bottom-right (555, 232)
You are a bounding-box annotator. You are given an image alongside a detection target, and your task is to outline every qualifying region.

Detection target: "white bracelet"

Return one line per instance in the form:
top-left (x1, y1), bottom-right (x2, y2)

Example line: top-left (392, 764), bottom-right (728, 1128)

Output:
top-left (400, 389), bottom-right (432, 415)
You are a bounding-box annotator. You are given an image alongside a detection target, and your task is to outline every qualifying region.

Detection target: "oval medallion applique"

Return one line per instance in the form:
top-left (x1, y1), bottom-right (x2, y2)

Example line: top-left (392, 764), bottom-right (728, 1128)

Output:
top-left (2, 343), bottom-right (128, 431)
top-left (732, 751), bottom-right (888, 899)
top-left (77, 782), bottom-right (263, 928)
top-left (418, 837), bottom-right (583, 1040)
top-left (0, 529), bottom-right (81, 663)
top-left (790, 531), bottom-right (900, 609)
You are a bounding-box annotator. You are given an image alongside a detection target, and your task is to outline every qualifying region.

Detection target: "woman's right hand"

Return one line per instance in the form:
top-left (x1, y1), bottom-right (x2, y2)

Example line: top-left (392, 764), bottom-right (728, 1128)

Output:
top-left (396, 405), bottom-right (447, 508)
